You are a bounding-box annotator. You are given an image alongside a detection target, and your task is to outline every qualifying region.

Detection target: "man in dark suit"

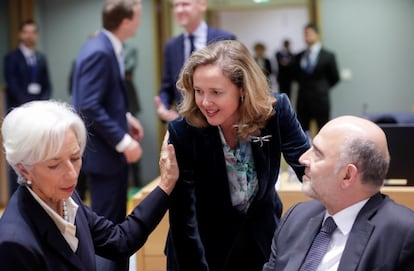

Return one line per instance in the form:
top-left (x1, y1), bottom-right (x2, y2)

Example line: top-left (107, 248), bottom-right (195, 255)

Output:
top-left (3, 19), bottom-right (52, 197)
top-left (253, 42), bottom-right (273, 83)
top-left (275, 39), bottom-right (294, 98)
top-left (263, 115), bottom-right (414, 271)
top-left (293, 23), bottom-right (340, 133)
top-left (154, 0), bottom-right (236, 122)
top-left (71, 1), bottom-right (143, 270)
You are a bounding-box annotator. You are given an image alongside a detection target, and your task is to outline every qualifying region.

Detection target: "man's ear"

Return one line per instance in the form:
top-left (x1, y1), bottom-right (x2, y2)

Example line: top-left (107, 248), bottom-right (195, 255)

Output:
top-left (341, 164), bottom-right (358, 189)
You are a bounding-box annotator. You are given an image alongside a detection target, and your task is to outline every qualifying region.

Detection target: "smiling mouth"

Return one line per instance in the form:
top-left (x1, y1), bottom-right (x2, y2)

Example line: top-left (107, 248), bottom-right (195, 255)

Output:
top-left (205, 109), bottom-right (219, 116)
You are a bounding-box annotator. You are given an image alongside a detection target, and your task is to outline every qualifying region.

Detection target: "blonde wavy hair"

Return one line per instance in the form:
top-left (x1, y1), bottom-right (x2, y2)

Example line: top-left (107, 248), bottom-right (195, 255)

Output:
top-left (176, 40), bottom-right (276, 140)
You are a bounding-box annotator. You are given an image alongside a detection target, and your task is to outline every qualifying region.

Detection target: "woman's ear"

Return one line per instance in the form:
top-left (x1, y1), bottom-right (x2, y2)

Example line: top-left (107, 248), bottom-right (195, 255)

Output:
top-left (17, 163), bottom-right (31, 181)
top-left (240, 88), bottom-right (245, 97)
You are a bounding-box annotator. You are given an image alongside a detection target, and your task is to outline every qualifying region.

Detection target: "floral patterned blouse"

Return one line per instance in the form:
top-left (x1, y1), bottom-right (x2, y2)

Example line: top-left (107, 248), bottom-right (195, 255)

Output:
top-left (219, 127), bottom-right (258, 213)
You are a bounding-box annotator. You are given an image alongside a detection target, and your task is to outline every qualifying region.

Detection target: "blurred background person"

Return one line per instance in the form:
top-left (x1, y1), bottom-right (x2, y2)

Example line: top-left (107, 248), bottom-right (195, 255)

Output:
top-left (71, 0), bottom-right (144, 270)
top-left (3, 19), bottom-right (52, 198)
top-left (253, 42), bottom-right (273, 85)
top-left (0, 100), bottom-right (178, 271)
top-left (124, 42), bottom-right (142, 188)
top-left (275, 39), bottom-right (293, 98)
top-left (154, 0), bottom-right (236, 122)
top-left (67, 31), bottom-right (98, 202)
top-left (292, 23), bottom-right (340, 135)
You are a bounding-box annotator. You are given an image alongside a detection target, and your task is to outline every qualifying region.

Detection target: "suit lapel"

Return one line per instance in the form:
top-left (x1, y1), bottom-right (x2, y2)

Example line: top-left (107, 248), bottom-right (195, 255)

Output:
top-left (20, 188), bottom-right (86, 271)
top-left (285, 213), bottom-right (324, 270)
top-left (337, 193), bottom-right (383, 271)
top-left (199, 126), bottom-right (235, 207)
top-left (251, 134), bottom-right (271, 199)
top-left (16, 49), bottom-right (28, 66)
top-left (313, 49), bottom-right (327, 73)
top-left (250, 119), bottom-right (280, 201)
top-left (99, 32), bottom-right (128, 103)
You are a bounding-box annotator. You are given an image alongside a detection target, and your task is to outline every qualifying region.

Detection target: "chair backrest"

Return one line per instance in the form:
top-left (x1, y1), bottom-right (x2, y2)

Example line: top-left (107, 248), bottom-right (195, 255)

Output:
top-left (379, 124), bottom-right (414, 186)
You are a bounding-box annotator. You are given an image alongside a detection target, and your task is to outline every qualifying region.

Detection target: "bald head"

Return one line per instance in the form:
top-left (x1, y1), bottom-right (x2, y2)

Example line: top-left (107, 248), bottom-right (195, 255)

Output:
top-left (322, 116), bottom-right (389, 156)
top-left (320, 116), bottom-right (390, 186)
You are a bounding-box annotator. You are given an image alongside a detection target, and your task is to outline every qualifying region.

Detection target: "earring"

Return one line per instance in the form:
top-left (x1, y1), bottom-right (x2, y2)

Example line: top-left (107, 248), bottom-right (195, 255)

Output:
top-left (240, 96), bottom-right (245, 103)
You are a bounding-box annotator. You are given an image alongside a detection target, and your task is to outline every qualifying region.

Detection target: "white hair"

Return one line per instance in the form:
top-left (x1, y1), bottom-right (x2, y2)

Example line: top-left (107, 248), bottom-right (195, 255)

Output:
top-left (1, 100), bottom-right (87, 184)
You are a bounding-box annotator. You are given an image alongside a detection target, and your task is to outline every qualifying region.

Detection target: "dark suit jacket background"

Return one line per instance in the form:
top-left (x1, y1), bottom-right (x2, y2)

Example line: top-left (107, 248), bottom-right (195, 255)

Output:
top-left (166, 94), bottom-right (310, 271)
top-left (72, 32), bottom-right (129, 175)
top-left (0, 185), bottom-right (169, 271)
top-left (255, 56), bottom-right (273, 81)
top-left (158, 27), bottom-right (236, 109)
top-left (292, 48), bottom-right (340, 129)
top-left (275, 50), bottom-right (294, 95)
top-left (263, 193), bottom-right (414, 271)
top-left (4, 48), bottom-right (52, 112)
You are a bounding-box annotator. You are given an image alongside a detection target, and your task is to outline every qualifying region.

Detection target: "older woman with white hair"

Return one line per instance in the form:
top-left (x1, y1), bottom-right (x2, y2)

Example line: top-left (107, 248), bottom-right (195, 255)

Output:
top-left (0, 100), bottom-right (178, 271)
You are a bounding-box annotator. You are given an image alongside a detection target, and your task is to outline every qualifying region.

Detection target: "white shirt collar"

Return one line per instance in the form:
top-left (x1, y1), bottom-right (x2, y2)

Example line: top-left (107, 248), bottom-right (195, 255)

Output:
top-left (325, 198), bottom-right (369, 235)
top-left (102, 28), bottom-right (123, 57)
top-left (185, 21), bottom-right (207, 51)
top-left (19, 43), bottom-right (35, 59)
top-left (308, 42), bottom-right (321, 54)
top-left (26, 186), bottom-right (79, 252)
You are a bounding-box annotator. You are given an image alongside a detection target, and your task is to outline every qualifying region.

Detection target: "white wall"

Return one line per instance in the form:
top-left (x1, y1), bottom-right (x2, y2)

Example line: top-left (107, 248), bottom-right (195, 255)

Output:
top-left (217, 1), bottom-right (414, 118)
top-left (217, 7), bottom-right (308, 89)
top-left (322, 0), bottom-right (414, 117)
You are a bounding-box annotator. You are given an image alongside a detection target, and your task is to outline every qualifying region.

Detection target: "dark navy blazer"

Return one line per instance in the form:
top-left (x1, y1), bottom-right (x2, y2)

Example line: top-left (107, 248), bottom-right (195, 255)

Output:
top-left (263, 193), bottom-right (414, 271)
top-left (0, 185), bottom-right (169, 271)
top-left (166, 93), bottom-right (310, 271)
top-left (3, 48), bottom-right (52, 112)
top-left (72, 32), bottom-right (128, 175)
top-left (158, 26), bottom-right (236, 109)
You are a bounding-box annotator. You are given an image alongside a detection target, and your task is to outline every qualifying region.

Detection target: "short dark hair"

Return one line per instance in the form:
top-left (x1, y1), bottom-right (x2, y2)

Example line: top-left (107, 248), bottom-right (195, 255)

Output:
top-left (253, 42), bottom-right (266, 51)
top-left (19, 19), bottom-right (36, 31)
top-left (102, 0), bottom-right (140, 31)
top-left (305, 23), bottom-right (319, 33)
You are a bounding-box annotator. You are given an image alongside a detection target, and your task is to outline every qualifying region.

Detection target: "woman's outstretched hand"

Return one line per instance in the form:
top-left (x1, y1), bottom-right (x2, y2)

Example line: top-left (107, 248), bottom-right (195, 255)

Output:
top-left (158, 131), bottom-right (179, 195)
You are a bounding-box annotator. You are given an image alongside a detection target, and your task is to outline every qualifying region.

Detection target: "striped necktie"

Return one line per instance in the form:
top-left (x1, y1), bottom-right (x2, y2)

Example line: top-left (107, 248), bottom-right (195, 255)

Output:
top-left (299, 216), bottom-right (337, 271)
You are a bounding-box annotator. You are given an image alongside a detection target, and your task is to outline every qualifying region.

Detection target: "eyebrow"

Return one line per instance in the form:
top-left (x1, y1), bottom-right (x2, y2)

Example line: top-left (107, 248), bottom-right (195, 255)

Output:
top-left (312, 142), bottom-right (323, 156)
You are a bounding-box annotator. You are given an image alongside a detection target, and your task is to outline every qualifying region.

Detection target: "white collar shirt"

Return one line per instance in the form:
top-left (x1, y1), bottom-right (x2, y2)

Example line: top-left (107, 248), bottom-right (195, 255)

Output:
top-left (102, 29), bottom-right (124, 76)
top-left (19, 43), bottom-right (36, 65)
top-left (26, 186), bottom-right (79, 252)
top-left (185, 21), bottom-right (207, 58)
top-left (301, 42), bottom-right (321, 70)
top-left (317, 199), bottom-right (369, 271)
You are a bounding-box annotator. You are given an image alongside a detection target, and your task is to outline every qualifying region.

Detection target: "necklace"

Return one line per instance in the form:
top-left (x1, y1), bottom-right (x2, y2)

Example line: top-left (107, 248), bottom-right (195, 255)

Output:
top-left (62, 200), bottom-right (69, 222)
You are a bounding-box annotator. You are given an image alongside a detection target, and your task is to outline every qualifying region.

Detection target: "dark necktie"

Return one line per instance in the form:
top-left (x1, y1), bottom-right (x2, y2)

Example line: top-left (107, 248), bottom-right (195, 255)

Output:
top-left (304, 49), bottom-right (313, 74)
top-left (188, 34), bottom-right (196, 57)
top-left (299, 216), bottom-right (337, 271)
top-left (29, 54), bottom-right (37, 80)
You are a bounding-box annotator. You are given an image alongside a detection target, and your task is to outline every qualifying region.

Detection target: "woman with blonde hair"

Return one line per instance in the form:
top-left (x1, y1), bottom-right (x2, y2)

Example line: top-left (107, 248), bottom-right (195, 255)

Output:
top-left (165, 40), bottom-right (310, 271)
